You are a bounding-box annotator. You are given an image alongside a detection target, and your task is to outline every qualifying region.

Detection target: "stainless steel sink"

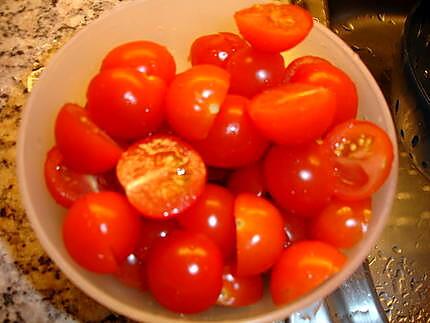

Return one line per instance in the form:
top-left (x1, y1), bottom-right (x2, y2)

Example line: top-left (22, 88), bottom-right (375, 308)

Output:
top-left (289, 0), bottom-right (430, 322)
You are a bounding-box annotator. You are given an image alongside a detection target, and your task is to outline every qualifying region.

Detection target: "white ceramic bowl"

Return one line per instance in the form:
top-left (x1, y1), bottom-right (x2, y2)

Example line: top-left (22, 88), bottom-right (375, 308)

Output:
top-left (17, 0), bottom-right (398, 322)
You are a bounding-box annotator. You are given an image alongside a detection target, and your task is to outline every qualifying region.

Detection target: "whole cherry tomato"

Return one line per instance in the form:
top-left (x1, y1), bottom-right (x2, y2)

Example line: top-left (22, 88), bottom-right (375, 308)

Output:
top-left (228, 163), bottom-right (266, 197)
top-left (284, 55), bottom-right (331, 82)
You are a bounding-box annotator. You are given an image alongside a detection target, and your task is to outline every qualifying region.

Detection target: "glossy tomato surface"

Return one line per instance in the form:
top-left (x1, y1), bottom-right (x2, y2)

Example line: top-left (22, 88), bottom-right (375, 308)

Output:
top-left (147, 230), bottom-right (223, 313)
top-left (192, 95), bottom-right (269, 168)
top-left (284, 55), bottom-right (331, 83)
top-left (282, 213), bottom-right (308, 247)
top-left (228, 163), bottom-right (265, 197)
top-left (116, 135), bottom-right (206, 219)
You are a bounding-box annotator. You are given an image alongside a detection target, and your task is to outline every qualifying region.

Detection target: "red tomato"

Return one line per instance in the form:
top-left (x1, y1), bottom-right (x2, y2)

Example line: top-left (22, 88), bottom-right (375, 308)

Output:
top-left (228, 163), bottom-right (265, 197)
top-left (116, 135), bottom-right (207, 219)
top-left (248, 83), bottom-right (337, 145)
top-left (235, 194), bottom-right (285, 276)
top-left (289, 62), bottom-right (358, 125)
top-left (166, 65), bottom-right (230, 141)
top-left (101, 40), bottom-right (176, 83)
top-left (86, 68), bottom-right (166, 140)
top-left (310, 198), bottom-right (371, 248)
top-left (178, 184), bottom-right (235, 260)
top-left (190, 32), bottom-right (249, 68)
top-left (207, 167), bottom-right (232, 185)
top-left (284, 55), bottom-right (331, 82)
top-left (62, 192), bottom-right (141, 273)
top-left (234, 3), bottom-right (313, 53)
top-left (227, 47), bottom-right (285, 98)
top-left (282, 213), bottom-right (307, 247)
top-left (217, 264), bottom-right (263, 307)
top-left (324, 120), bottom-right (394, 201)
top-left (270, 241), bottom-right (346, 305)
top-left (264, 143), bottom-right (336, 216)
top-left (54, 103), bottom-right (122, 174)
top-left (147, 230), bottom-right (223, 313)
top-left (116, 253), bottom-right (147, 291)
top-left (44, 147), bottom-right (117, 208)
top-left (192, 95), bottom-right (269, 168)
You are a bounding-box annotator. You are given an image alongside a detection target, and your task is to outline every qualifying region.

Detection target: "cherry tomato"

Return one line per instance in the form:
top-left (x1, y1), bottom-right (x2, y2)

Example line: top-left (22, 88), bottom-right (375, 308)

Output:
top-left (44, 147), bottom-right (117, 208)
top-left (86, 68), bottom-right (166, 140)
top-left (190, 32), bottom-right (249, 68)
top-left (289, 62), bottom-right (358, 125)
top-left (116, 135), bottom-right (206, 219)
top-left (234, 3), bottom-right (313, 53)
top-left (217, 264), bottom-right (263, 307)
top-left (228, 163), bottom-right (265, 197)
top-left (63, 192), bottom-right (141, 273)
top-left (284, 55), bottom-right (331, 82)
top-left (227, 47), bottom-right (285, 98)
top-left (235, 194), bottom-right (285, 277)
top-left (310, 198), bottom-right (371, 248)
top-left (165, 65), bottom-right (230, 141)
top-left (270, 241), bottom-right (346, 305)
top-left (101, 40), bottom-right (176, 83)
top-left (324, 120), bottom-right (394, 201)
top-left (207, 167), bottom-right (231, 185)
top-left (192, 95), bottom-right (269, 168)
top-left (248, 83), bottom-right (337, 145)
top-left (147, 230), bottom-right (223, 313)
top-left (54, 103), bottom-right (122, 174)
top-left (264, 143), bottom-right (336, 216)
top-left (178, 184), bottom-right (235, 260)
top-left (282, 213), bottom-right (307, 247)
top-left (116, 253), bottom-right (147, 291)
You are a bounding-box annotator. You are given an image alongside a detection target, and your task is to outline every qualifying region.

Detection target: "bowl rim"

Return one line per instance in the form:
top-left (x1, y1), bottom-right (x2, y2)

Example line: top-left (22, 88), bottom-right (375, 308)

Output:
top-left (16, 1), bottom-right (399, 322)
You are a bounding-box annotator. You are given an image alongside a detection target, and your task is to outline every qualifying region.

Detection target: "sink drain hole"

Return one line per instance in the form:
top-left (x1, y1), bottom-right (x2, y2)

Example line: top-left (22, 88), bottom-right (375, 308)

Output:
top-left (400, 129), bottom-right (405, 139)
top-left (422, 161), bottom-right (429, 169)
top-left (411, 135), bottom-right (420, 148)
top-left (394, 99), bottom-right (399, 114)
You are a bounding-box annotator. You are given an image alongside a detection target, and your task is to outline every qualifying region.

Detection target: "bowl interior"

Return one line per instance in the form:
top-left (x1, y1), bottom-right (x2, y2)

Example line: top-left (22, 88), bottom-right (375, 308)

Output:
top-left (17, 0), bottom-right (398, 322)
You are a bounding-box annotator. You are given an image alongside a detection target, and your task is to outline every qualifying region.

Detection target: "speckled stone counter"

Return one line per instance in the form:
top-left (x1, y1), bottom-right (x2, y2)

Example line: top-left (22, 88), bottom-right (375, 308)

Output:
top-left (0, 1), bottom-right (132, 321)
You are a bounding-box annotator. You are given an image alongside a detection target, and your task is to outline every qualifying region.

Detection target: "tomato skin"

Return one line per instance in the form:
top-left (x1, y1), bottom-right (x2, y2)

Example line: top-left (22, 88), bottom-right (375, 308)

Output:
top-left (116, 135), bottom-right (207, 219)
top-left (227, 48), bottom-right (285, 98)
top-left (248, 83), bottom-right (337, 145)
top-left (310, 198), bottom-right (371, 248)
top-left (217, 264), bottom-right (263, 307)
top-left (62, 192), bottom-right (141, 273)
top-left (228, 163), bottom-right (265, 197)
top-left (116, 253), bottom-right (147, 291)
top-left (284, 55), bottom-right (331, 83)
top-left (190, 32), bottom-right (249, 68)
top-left (289, 62), bottom-right (358, 125)
top-left (178, 184), bottom-right (235, 260)
top-left (86, 68), bottom-right (166, 140)
top-left (264, 143), bottom-right (336, 216)
top-left (270, 241), bottom-right (346, 305)
top-left (234, 4), bottom-right (313, 53)
top-left (282, 213), bottom-right (308, 247)
top-left (147, 230), bottom-right (223, 313)
top-left (192, 95), bottom-right (269, 168)
top-left (166, 65), bottom-right (230, 141)
top-left (235, 194), bottom-right (285, 277)
top-left (101, 40), bottom-right (176, 83)
top-left (54, 103), bottom-right (122, 174)
top-left (324, 120), bottom-right (394, 201)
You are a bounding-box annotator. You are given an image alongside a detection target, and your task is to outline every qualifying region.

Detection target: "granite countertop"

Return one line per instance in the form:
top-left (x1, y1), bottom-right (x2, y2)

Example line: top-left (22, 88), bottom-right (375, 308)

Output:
top-left (0, 1), bottom-right (131, 321)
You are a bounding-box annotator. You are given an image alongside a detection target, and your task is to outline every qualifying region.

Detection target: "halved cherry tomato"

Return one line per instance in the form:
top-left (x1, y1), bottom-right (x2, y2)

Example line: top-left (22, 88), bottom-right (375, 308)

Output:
top-left (289, 62), bottom-right (358, 125)
top-left (264, 143), bottom-right (336, 216)
top-left (310, 198), bottom-right (371, 248)
top-left (178, 184), bottom-right (235, 260)
top-left (324, 120), bottom-right (394, 201)
top-left (54, 103), bottom-right (122, 174)
top-left (270, 241), bottom-right (346, 305)
top-left (44, 147), bottom-right (117, 208)
top-left (63, 192), bottom-right (141, 273)
top-left (248, 83), bottom-right (337, 145)
top-left (165, 65), bottom-right (230, 141)
top-left (282, 213), bottom-right (307, 247)
top-left (235, 194), bottom-right (285, 277)
top-left (116, 135), bottom-right (206, 219)
top-left (101, 40), bottom-right (176, 83)
top-left (86, 68), bottom-right (166, 140)
top-left (190, 32), bottom-right (249, 68)
top-left (217, 264), bottom-right (263, 307)
top-left (192, 95), bottom-right (269, 168)
top-left (284, 55), bottom-right (331, 83)
top-left (227, 48), bottom-right (285, 98)
top-left (228, 163), bottom-right (265, 197)
top-left (147, 230), bottom-right (223, 313)
top-left (234, 3), bottom-right (313, 53)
